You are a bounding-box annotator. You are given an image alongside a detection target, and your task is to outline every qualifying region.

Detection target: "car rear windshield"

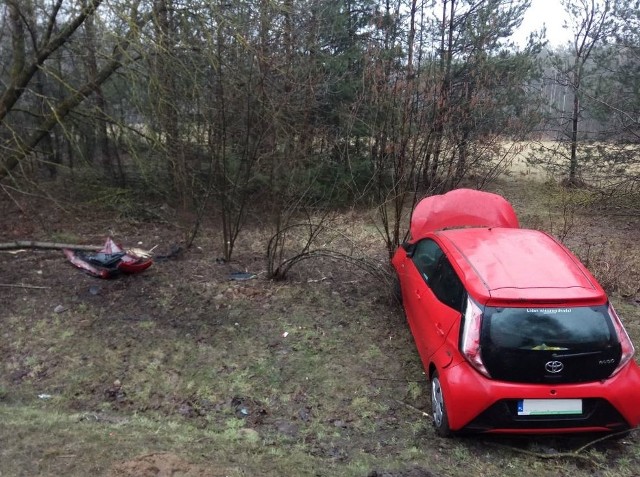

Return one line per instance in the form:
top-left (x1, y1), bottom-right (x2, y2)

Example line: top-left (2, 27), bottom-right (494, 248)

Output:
top-left (483, 305), bottom-right (613, 350)
top-left (480, 305), bottom-right (620, 383)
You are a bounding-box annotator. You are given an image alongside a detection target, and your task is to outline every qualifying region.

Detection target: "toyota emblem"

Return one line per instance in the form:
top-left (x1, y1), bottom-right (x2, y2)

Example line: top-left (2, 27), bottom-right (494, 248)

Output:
top-left (545, 361), bottom-right (564, 373)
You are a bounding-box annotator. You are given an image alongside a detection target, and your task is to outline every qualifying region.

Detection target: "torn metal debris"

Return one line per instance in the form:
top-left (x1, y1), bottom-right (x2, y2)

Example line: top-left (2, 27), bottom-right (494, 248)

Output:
top-left (64, 237), bottom-right (153, 278)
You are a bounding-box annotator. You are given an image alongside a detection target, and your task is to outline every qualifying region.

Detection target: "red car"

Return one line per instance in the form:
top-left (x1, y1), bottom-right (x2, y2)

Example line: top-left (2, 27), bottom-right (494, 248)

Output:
top-left (392, 188), bottom-right (640, 436)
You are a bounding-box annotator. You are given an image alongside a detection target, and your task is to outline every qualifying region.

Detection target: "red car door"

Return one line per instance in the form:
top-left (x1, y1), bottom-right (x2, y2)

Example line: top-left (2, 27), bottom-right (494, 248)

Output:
top-left (424, 252), bottom-right (466, 359)
top-left (401, 256), bottom-right (436, 362)
top-left (399, 239), bottom-right (463, 364)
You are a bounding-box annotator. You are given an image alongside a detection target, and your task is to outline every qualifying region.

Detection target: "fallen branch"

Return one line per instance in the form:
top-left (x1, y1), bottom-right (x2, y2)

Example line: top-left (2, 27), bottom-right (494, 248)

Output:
top-left (0, 240), bottom-right (154, 258)
top-left (485, 429), bottom-right (638, 469)
top-left (485, 441), bottom-right (604, 468)
top-left (0, 240), bottom-right (101, 251)
top-left (0, 283), bottom-right (50, 289)
top-left (394, 399), bottom-right (430, 418)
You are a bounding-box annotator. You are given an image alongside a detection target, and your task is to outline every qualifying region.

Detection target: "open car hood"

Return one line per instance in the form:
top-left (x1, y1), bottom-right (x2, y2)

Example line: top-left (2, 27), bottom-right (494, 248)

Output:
top-left (410, 188), bottom-right (519, 240)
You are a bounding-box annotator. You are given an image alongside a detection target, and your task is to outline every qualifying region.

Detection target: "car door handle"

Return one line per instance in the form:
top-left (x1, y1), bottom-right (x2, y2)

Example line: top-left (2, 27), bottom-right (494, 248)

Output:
top-left (435, 323), bottom-right (445, 337)
top-left (415, 290), bottom-right (421, 299)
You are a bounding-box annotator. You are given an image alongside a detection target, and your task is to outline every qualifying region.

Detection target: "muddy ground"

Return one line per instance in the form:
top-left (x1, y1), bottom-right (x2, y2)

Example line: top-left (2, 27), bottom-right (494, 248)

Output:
top-left (1, 177), bottom-right (639, 477)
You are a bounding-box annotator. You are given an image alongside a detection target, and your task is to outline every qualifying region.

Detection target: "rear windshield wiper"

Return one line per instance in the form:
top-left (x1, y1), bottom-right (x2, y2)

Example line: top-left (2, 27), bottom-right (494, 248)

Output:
top-left (551, 351), bottom-right (601, 358)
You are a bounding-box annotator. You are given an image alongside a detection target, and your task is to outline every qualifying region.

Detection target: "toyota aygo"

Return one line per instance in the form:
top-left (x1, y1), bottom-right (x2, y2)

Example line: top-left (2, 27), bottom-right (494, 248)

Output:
top-left (391, 188), bottom-right (640, 436)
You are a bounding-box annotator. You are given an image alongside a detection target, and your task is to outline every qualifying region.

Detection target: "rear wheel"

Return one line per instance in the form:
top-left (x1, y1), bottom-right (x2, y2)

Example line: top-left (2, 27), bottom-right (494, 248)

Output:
top-left (431, 371), bottom-right (452, 437)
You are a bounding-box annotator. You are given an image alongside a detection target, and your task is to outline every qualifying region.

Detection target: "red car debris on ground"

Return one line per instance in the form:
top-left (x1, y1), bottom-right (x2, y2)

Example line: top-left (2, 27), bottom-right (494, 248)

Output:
top-left (392, 188), bottom-right (640, 436)
top-left (64, 237), bottom-right (153, 279)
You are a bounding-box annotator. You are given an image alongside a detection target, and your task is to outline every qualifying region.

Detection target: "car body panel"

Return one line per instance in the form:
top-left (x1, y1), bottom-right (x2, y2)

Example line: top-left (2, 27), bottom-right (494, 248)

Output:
top-left (435, 227), bottom-right (606, 305)
top-left (396, 255), bottom-right (460, 365)
top-left (410, 188), bottom-right (519, 240)
top-left (393, 188), bottom-right (640, 434)
top-left (438, 358), bottom-right (640, 432)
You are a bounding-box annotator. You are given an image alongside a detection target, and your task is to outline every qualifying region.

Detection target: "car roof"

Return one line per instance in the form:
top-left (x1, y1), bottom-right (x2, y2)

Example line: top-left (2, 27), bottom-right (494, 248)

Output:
top-left (410, 188), bottom-right (519, 240)
top-left (435, 227), bottom-right (607, 306)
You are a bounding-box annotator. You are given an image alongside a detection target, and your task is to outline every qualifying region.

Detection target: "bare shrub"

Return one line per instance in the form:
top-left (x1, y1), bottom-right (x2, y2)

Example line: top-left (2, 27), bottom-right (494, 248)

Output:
top-left (266, 212), bottom-right (392, 286)
top-left (574, 239), bottom-right (640, 297)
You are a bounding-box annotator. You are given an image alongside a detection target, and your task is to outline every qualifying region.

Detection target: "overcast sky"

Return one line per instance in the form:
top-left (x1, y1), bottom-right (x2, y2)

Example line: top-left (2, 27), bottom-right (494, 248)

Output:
top-left (513, 0), bottom-right (573, 47)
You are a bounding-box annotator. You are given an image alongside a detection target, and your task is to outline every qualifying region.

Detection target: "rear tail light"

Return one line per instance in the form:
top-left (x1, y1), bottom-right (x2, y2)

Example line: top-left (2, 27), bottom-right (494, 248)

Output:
top-left (461, 297), bottom-right (491, 377)
top-left (608, 303), bottom-right (636, 377)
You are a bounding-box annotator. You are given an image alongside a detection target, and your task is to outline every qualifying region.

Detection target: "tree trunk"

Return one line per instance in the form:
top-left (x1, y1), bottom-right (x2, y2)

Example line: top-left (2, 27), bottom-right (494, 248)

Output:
top-left (569, 68), bottom-right (581, 184)
top-left (83, 0), bottom-right (113, 179)
top-left (0, 4), bottom-right (144, 181)
top-left (153, 0), bottom-right (186, 200)
top-left (0, 0), bottom-right (103, 124)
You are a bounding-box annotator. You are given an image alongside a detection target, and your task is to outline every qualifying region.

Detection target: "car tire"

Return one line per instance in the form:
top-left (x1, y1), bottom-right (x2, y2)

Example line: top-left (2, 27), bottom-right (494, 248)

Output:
top-left (431, 371), bottom-right (452, 437)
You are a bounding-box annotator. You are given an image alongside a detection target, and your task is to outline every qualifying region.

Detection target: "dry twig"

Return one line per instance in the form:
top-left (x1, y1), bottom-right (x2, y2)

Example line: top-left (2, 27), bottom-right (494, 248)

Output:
top-left (0, 283), bottom-right (50, 289)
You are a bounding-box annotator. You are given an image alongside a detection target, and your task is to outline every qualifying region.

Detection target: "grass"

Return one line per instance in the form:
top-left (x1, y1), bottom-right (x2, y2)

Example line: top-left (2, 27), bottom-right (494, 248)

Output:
top-left (1, 175), bottom-right (640, 476)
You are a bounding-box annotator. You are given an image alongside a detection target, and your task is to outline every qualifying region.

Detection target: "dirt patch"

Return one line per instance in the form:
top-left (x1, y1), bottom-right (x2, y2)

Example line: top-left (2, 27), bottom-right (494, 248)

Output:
top-left (107, 452), bottom-right (233, 477)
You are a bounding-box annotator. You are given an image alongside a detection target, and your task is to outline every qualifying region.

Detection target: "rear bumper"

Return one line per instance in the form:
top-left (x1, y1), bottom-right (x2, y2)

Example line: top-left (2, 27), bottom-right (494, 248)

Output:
top-left (464, 397), bottom-right (628, 433)
top-left (438, 359), bottom-right (640, 433)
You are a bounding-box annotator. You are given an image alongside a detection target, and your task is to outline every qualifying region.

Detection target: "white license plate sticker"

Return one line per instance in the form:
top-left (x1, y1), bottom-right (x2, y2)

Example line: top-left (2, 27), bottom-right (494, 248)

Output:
top-left (517, 399), bottom-right (582, 416)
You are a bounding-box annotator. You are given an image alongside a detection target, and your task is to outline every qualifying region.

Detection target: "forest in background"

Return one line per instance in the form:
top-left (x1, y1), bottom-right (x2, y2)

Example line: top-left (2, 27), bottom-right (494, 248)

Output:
top-left (1, 0), bottom-right (639, 262)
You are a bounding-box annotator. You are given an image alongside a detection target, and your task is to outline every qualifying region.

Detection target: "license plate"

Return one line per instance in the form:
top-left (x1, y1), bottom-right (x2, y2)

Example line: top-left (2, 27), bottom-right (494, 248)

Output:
top-left (517, 399), bottom-right (582, 416)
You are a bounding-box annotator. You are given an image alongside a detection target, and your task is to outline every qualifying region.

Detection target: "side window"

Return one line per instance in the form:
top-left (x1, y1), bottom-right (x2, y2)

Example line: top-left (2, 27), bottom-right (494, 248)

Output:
top-left (430, 257), bottom-right (465, 312)
top-left (411, 239), bottom-right (443, 283)
top-left (411, 239), bottom-right (465, 312)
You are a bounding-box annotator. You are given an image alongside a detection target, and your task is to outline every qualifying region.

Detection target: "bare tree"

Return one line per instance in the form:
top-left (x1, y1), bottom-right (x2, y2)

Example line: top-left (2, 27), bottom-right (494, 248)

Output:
top-left (366, 0), bottom-right (539, 255)
top-left (561, 0), bottom-right (612, 185)
top-left (0, 0), bottom-right (144, 181)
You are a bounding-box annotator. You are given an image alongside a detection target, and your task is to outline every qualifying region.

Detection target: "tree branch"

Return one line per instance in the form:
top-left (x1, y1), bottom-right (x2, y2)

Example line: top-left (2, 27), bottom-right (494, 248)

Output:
top-left (0, 0), bottom-right (103, 123)
top-left (0, 3), bottom-right (149, 181)
top-left (0, 241), bottom-right (102, 251)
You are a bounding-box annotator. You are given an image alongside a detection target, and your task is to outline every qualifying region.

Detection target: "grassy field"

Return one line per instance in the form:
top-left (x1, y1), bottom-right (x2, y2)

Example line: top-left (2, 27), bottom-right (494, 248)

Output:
top-left (1, 177), bottom-right (639, 477)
